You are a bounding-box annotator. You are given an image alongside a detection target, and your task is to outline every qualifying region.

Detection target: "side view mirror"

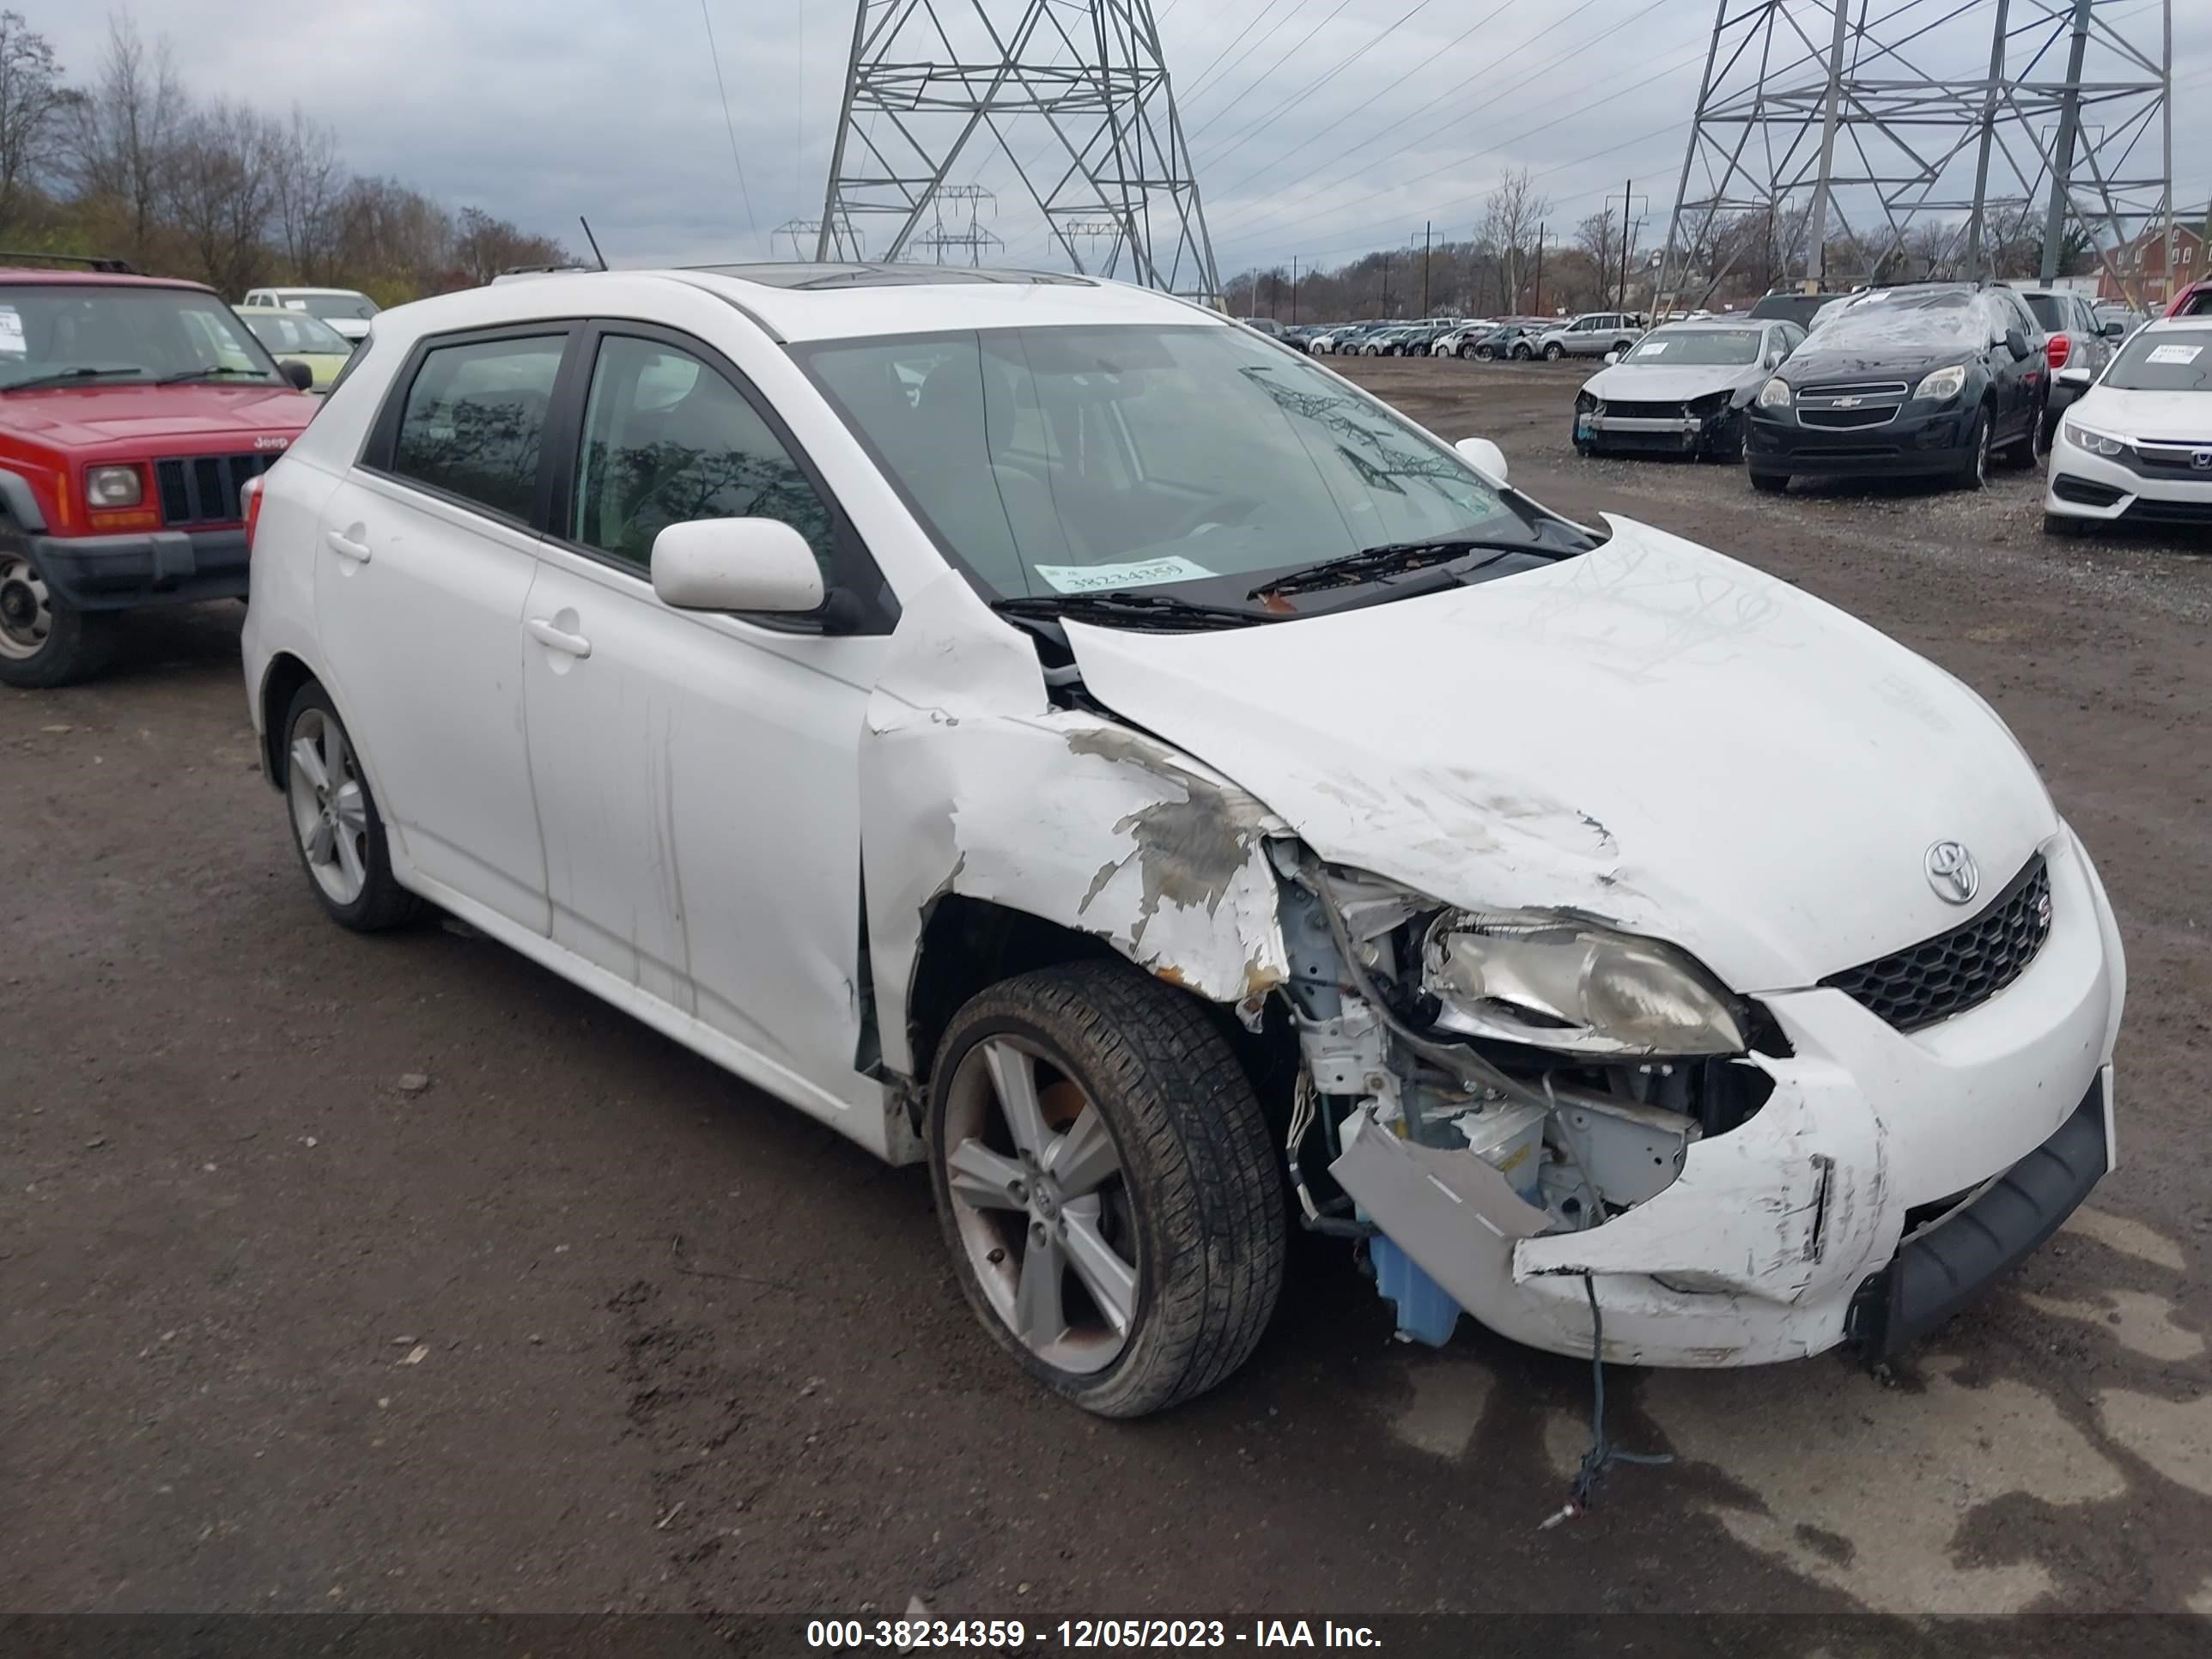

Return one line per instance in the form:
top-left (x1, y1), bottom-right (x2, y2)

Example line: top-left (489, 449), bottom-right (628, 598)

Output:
top-left (2101, 319), bottom-right (2126, 339)
top-left (2057, 363), bottom-right (2092, 389)
top-left (1603, 349), bottom-right (1621, 365)
top-left (1455, 435), bottom-right (1508, 484)
top-left (2004, 328), bottom-right (2030, 361)
top-left (279, 359), bottom-right (314, 391)
top-left (651, 518), bottom-right (825, 614)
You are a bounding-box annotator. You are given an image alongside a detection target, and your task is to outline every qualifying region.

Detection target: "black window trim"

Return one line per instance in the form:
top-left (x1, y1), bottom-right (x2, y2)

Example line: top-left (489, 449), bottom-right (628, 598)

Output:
top-left (538, 318), bottom-right (898, 636)
top-left (360, 319), bottom-right (580, 533)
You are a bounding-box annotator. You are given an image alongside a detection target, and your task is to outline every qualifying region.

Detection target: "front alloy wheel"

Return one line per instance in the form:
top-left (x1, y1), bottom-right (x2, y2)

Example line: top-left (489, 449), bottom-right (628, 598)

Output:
top-left (1543, 342), bottom-right (1565, 360)
top-left (281, 684), bottom-right (422, 931)
top-left (928, 963), bottom-right (1285, 1417)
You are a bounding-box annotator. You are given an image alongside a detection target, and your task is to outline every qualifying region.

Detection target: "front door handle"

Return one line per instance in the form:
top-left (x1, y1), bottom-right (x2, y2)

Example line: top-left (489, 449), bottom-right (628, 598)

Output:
top-left (526, 617), bottom-right (592, 659)
top-left (325, 529), bottom-right (371, 563)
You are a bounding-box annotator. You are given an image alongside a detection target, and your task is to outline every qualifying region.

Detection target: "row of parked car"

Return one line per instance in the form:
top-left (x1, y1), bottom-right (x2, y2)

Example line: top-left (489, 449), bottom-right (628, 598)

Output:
top-left (1559, 279), bottom-right (2209, 537)
top-left (1267, 313), bottom-right (1647, 362)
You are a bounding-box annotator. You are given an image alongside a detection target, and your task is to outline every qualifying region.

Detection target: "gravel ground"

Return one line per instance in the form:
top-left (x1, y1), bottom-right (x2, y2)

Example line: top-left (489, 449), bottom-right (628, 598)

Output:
top-left (4, 354), bottom-right (2209, 1621)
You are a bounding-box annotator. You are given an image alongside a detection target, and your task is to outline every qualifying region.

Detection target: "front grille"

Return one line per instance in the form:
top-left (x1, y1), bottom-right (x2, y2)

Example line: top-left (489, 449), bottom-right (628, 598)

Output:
top-left (1801, 405), bottom-right (1899, 429)
top-left (1824, 854), bottom-right (2052, 1033)
top-left (2127, 498), bottom-right (2212, 526)
top-left (1600, 399), bottom-right (1683, 421)
top-left (1802, 380), bottom-right (1909, 399)
top-left (2125, 441), bottom-right (2212, 477)
top-left (154, 453), bottom-right (272, 526)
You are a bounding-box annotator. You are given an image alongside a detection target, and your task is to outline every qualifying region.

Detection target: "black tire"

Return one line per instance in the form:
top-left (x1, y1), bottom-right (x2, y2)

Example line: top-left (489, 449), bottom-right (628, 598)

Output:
top-left (1954, 403), bottom-right (1993, 490)
top-left (927, 962), bottom-right (1285, 1419)
top-left (1458, 343), bottom-right (1477, 359)
top-left (0, 547), bottom-right (113, 689)
top-left (279, 682), bottom-right (424, 933)
top-left (1612, 340), bottom-right (1632, 355)
top-left (2034, 406), bottom-right (2057, 462)
top-left (1511, 343), bottom-right (1533, 361)
top-left (1474, 344), bottom-right (1495, 361)
top-left (1542, 342), bottom-right (1565, 361)
top-left (1750, 471), bottom-right (1790, 494)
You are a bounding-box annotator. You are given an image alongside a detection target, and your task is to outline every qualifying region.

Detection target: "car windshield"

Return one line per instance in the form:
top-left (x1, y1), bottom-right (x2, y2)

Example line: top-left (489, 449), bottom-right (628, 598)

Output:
top-left (1625, 327), bottom-right (1762, 366)
top-left (800, 323), bottom-right (1572, 607)
top-left (0, 284), bottom-right (281, 389)
top-left (239, 308), bottom-right (351, 355)
top-left (298, 294), bottom-right (378, 322)
top-left (1813, 292), bottom-right (1981, 349)
top-left (2102, 327), bottom-right (2212, 392)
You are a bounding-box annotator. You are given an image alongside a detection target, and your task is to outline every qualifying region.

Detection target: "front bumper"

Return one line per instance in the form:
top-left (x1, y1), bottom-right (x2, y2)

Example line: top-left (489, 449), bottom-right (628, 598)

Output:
top-left (1577, 404), bottom-right (1739, 454)
top-left (1747, 399), bottom-right (1978, 477)
top-left (2045, 441), bottom-right (2212, 528)
top-left (1331, 824), bottom-right (2123, 1368)
top-left (29, 527), bottom-right (250, 611)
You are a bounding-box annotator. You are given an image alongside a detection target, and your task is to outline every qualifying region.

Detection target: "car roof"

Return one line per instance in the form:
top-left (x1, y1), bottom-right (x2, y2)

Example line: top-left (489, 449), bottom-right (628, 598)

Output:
top-left (358, 264), bottom-right (1224, 347)
top-left (2138, 316), bottom-right (2212, 335)
top-left (1649, 318), bottom-right (1771, 331)
top-left (255, 286), bottom-right (369, 297)
top-left (0, 265), bottom-right (214, 292)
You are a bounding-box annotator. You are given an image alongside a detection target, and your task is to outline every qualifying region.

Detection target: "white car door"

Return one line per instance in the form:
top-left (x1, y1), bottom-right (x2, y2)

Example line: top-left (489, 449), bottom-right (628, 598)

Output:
top-left (312, 327), bottom-right (569, 933)
top-left (516, 323), bottom-right (892, 1101)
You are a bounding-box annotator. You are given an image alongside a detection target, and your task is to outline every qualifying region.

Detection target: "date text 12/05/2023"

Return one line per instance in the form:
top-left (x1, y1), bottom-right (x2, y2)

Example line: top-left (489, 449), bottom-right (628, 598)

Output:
top-left (804, 1618), bottom-right (1384, 1649)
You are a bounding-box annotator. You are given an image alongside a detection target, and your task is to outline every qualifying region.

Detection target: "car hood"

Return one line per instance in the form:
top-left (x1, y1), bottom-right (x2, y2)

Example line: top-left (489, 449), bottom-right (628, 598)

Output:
top-left (1583, 361), bottom-right (1763, 402)
top-left (0, 383), bottom-right (319, 448)
top-left (2075, 384), bottom-right (2211, 438)
top-left (1063, 515), bottom-right (2058, 991)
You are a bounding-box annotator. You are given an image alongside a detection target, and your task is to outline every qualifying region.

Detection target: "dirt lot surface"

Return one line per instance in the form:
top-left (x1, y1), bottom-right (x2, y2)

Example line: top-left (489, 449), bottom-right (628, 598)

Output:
top-left (6, 356), bottom-right (2210, 1621)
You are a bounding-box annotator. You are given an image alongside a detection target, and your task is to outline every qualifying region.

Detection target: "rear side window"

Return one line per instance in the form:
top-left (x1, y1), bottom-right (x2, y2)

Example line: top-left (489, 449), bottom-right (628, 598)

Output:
top-left (389, 335), bottom-right (566, 521)
top-left (2022, 294), bottom-right (2063, 333)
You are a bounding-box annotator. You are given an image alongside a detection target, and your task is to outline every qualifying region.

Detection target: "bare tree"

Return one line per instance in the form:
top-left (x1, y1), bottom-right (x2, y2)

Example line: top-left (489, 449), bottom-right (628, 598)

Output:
top-left (0, 10), bottom-right (64, 235)
top-left (335, 175), bottom-right (454, 294)
top-left (64, 12), bottom-right (187, 263)
top-left (167, 100), bottom-right (276, 295)
top-left (1576, 205), bottom-right (1617, 301)
top-left (266, 106), bottom-right (343, 283)
top-left (1478, 169), bottom-right (1550, 313)
top-left (452, 204), bottom-right (570, 284)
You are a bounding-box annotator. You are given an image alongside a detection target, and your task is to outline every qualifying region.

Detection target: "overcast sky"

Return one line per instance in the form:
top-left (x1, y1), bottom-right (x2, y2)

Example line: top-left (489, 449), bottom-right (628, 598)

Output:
top-left (35, 1), bottom-right (2212, 280)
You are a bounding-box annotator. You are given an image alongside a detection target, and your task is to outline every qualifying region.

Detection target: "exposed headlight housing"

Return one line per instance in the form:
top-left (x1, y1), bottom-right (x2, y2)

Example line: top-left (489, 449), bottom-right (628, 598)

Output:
top-left (86, 465), bottom-right (143, 508)
top-left (1756, 377), bottom-right (1792, 408)
top-left (1421, 911), bottom-right (1747, 1057)
top-left (2064, 421), bottom-right (2126, 458)
top-left (1914, 363), bottom-right (1967, 402)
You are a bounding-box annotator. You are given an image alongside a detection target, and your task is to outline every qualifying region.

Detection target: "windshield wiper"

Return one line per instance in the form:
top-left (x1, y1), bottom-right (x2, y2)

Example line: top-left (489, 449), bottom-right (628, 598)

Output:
top-left (2, 366), bottom-right (149, 392)
top-left (156, 365), bottom-right (278, 385)
top-left (1249, 537), bottom-right (1555, 601)
top-left (993, 590), bottom-right (1273, 629)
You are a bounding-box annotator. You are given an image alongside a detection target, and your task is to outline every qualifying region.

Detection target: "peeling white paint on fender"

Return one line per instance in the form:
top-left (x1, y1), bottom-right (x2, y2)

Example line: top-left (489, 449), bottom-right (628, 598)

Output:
top-left (860, 574), bottom-right (1291, 1082)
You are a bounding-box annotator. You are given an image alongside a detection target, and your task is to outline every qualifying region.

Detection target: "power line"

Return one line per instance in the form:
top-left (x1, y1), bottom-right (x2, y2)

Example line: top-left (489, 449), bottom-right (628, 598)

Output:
top-left (1179, 0), bottom-right (1364, 145)
top-left (1181, 0), bottom-right (1314, 104)
top-left (1192, 0), bottom-right (1439, 174)
top-left (698, 0), bottom-right (759, 252)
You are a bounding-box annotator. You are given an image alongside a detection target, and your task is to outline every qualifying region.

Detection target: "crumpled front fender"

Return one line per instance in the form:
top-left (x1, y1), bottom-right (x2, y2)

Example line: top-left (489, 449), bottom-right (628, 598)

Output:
top-left (859, 575), bottom-right (1291, 1079)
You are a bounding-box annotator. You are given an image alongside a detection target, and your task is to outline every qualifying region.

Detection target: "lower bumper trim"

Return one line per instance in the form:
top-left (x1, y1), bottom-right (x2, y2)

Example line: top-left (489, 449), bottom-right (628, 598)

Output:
top-left (31, 527), bottom-right (249, 611)
top-left (1848, 1074), bottom-right (2108, 1360)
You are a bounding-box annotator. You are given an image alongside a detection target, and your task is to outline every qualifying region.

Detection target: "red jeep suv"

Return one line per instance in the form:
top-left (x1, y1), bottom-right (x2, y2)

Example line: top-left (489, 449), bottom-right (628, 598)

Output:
top-left (0, 256), bottom-right (323, 687)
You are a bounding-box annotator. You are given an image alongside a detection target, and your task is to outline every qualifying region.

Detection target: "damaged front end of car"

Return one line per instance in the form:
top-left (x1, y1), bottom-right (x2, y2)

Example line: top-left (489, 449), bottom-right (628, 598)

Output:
top-left (1272, 848), bottom-right (1899, 1366)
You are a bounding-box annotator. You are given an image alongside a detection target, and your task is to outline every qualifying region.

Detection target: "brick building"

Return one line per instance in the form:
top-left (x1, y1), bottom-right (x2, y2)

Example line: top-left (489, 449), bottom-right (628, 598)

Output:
top-left (2099, 221), bottom-right (2205, 306)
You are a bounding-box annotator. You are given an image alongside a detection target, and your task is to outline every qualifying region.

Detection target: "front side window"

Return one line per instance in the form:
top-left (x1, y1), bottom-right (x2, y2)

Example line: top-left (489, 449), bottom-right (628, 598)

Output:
top-left (301, 293), bottom-right (379, 323)
top-left (571, 335), bottom-right (834, 576)
top-left (0, 284), bottom-right (283, 390)
top-left (239, 309), bottom-right (352, 356)
top-left (801, 323), bottom-right (1571, 607)
top-left (389, 335), bottom-right (566, 521)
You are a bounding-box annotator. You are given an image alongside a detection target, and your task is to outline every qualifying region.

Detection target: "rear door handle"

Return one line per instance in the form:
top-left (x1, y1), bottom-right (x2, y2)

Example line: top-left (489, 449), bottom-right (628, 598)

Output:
top-left (325, 529), bottom-right (371, 563)
top-left (526, 617), bottom-right (592, 659)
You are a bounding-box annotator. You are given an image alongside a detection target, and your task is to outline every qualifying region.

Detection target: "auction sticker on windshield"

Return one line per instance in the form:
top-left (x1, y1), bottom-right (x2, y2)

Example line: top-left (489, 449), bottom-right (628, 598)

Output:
top-left (1034, 556), bottom-right (1218, 593)
top-left (2147, 343), bottom-right (2203, 364)
top-left (0, 307), bottom-right (24, 354)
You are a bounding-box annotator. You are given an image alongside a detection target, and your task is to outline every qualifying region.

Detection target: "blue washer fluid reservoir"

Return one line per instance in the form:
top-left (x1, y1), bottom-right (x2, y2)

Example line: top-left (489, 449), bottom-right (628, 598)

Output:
top-left (1370, 1233), bottom-right (1462, 1346)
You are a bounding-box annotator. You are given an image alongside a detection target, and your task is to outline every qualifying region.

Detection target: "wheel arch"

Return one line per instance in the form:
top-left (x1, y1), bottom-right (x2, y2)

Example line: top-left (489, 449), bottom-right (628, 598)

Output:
top-left (257, 651), bottom-right (322, 788)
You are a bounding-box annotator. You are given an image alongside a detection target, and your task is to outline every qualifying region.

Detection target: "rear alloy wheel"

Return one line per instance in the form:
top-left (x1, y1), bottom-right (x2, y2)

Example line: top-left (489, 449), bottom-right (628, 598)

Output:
top-left (1459, 343), bottom-right (1478, 359)
top-left (282, 684), bottom-right (423, 932)
top-left (1474, 344), bottom-right (1495, 361)
top-left (0, 551), bottom-right (112, 690)
top-left (928, 963), bottom-right (1285, 1418)
top-left (1543, 342), bottom-right (1565, 361)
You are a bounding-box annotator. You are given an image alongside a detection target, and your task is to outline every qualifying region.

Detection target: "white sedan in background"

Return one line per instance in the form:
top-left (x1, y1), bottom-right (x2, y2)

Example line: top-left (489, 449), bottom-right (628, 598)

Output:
top-left (2044, 318), bottom-right (2212, 536)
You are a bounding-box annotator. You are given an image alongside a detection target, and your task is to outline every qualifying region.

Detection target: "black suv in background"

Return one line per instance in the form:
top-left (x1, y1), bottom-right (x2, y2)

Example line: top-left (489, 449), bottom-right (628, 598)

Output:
top-left (1745, 283), bottom-right (2046, 493)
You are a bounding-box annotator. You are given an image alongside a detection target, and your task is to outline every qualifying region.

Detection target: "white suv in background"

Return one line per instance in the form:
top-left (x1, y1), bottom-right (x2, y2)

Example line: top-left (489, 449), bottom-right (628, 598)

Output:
top-left (240, 286), bottom-right (381, 343)
top-left (240, 264), bottom-right (2122, 1416)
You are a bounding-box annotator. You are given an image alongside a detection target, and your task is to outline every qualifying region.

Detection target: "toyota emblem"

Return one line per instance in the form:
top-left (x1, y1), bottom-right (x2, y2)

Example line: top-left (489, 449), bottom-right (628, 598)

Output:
top-left (1924, 840), bottom-right (1979, 905)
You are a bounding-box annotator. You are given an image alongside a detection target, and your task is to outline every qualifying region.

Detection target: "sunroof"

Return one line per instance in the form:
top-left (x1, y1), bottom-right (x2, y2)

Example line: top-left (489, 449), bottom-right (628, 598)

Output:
top-left (688, 262), bottom-right (1092, 290)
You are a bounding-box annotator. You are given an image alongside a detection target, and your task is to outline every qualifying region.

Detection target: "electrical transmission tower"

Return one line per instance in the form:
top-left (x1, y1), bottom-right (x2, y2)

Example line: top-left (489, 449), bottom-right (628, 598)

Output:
top-left (816, 0), bottom-right (1220, 300)
top-left (1657, 1), bottom-right (2172, 307)
top-left (914, 185), bottom-right (1006, 265)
